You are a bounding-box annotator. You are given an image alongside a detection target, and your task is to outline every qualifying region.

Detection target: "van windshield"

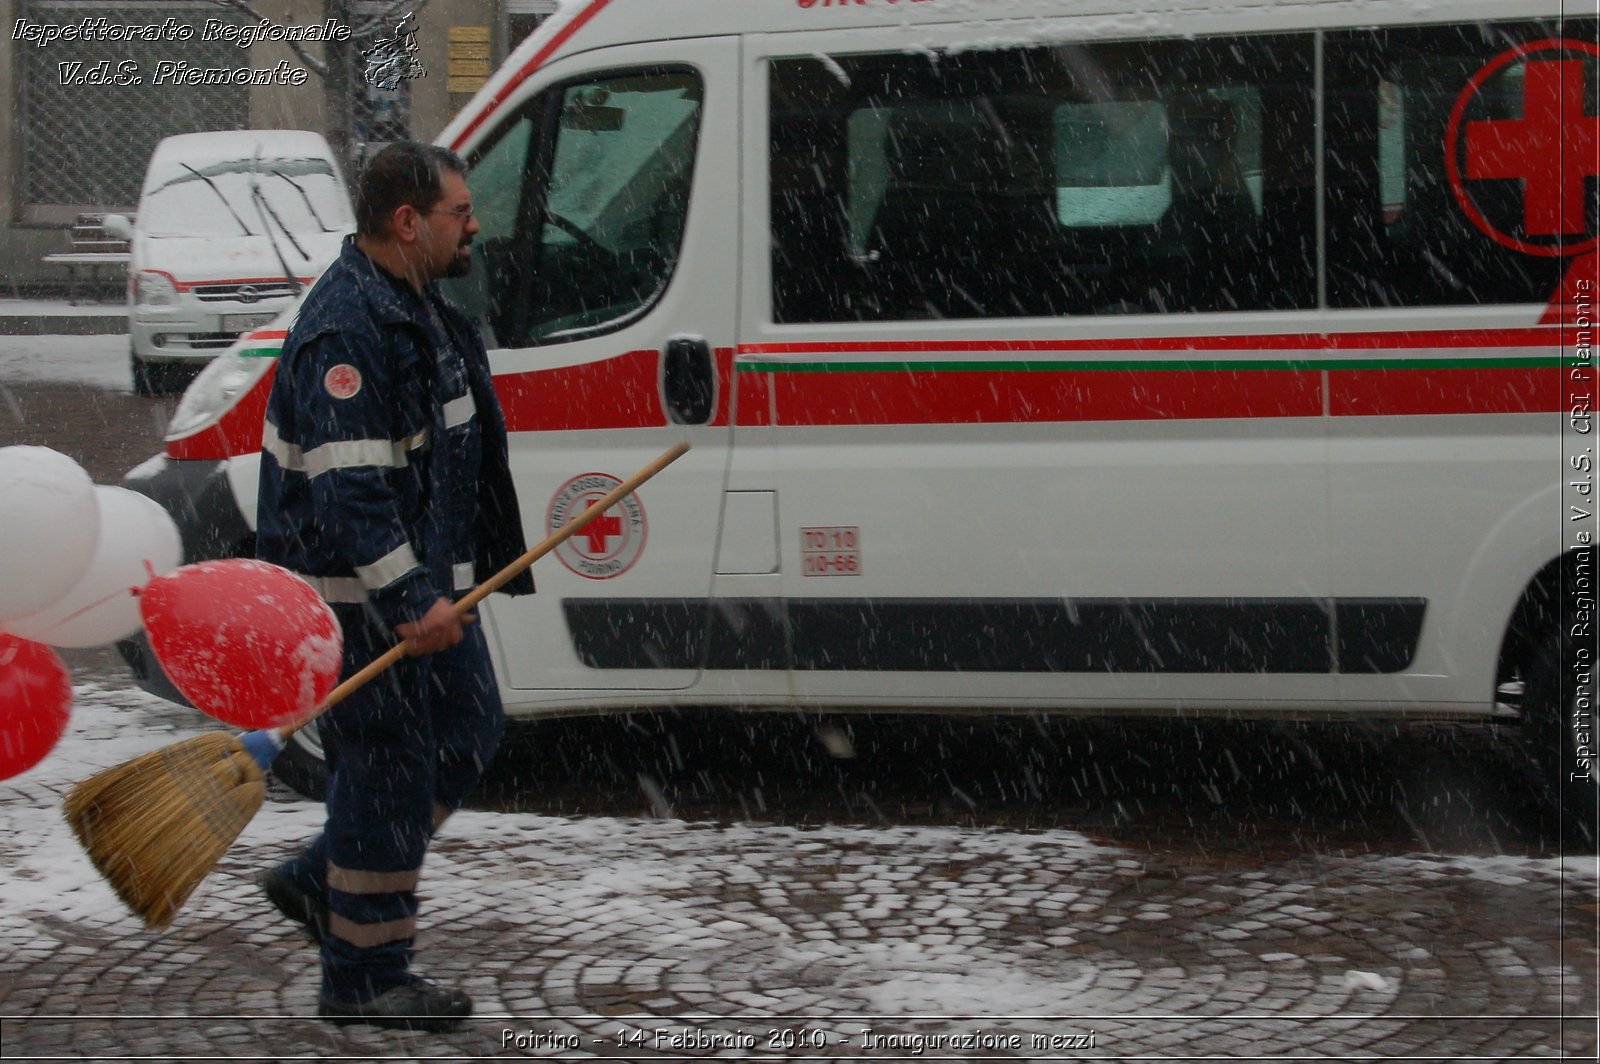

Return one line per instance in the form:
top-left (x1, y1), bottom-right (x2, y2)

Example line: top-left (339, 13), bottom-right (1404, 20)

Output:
top-left (140, 158), bottom-right (353, 239)
top-left (447, 68), bottom-right (702, 347)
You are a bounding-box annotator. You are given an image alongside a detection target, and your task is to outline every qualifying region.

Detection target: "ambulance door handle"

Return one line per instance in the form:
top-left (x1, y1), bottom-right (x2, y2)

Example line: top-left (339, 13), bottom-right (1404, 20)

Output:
top-left (663, 335), bottom-right (715, 425)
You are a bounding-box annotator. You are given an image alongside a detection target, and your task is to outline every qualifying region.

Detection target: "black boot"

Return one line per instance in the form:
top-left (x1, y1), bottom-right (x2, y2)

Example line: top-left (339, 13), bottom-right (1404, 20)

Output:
top-left (258, 862), bottom-right (329, 945)
top-left (318, 977), bottom-right (472, 1032)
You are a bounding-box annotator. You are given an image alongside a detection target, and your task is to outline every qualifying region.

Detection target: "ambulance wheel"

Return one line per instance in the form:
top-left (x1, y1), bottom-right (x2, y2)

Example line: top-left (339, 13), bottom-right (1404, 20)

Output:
top-left (1522, 626), bottom-right (1598, 841)
top-left (271, 726), bottom-right (328, 802)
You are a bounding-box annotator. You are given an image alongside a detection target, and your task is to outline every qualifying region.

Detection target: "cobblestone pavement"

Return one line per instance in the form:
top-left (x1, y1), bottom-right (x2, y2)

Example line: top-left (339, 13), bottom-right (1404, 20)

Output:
top-left (2, 681), bottom-right (1598, 1061)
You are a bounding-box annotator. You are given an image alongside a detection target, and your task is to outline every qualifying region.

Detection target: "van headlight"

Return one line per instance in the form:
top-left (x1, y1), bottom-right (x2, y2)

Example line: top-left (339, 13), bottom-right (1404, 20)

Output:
top-left (134, 270), bottom-right (180, 307)
top-left (167, 348), bottom-right (274, 439)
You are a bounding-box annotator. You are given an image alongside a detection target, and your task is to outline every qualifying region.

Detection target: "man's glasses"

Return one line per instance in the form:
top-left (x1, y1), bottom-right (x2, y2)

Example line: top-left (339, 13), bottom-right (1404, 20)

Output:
top-left (428, 203), bottom-right (475, 220)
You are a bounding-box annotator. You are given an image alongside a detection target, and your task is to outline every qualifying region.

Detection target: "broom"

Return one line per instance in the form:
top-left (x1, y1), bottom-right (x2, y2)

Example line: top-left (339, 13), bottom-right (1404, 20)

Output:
top-left (63, 441), bottom-right (690, 928)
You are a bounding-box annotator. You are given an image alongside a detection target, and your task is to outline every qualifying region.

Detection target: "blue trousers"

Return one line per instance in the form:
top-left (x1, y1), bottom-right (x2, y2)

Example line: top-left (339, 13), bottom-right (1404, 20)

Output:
top-left (289, 604), bottom-right (505, 1003)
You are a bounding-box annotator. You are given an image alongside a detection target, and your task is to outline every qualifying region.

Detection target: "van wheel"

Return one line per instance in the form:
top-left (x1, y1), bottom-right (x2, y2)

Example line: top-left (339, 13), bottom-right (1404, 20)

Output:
top-left (131, 353), bottom-right (158, 397)
top-left (1521, 627), bottom-right (1598, 840)
top-left (270, 726), bottom-right (328, 802)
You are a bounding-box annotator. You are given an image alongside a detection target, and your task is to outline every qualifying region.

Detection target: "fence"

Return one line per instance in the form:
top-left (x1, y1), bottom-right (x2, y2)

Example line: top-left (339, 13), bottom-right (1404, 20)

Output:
top-left (18, 0), bottom-right (252, 223)
top-left (15, 0), bottom-right (418, 226)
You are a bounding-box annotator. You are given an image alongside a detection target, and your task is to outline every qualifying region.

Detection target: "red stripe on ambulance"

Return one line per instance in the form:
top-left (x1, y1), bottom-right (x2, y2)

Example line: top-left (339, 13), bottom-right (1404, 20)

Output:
top-left (165, 326), bottom-right (1570, 460)
top-left (495, 349), bottom-right (663, 431)
top-left (744, 366), bottom-right (1323, 426)
top-left (1329, 365), bottom-right (1560, 417)
top-left (494, 347), bottom-right (738, 432)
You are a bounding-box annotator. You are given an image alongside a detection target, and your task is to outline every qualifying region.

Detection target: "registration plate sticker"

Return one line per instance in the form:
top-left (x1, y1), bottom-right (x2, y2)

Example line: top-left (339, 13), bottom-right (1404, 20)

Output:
top-left (222, 312), bottom-right (276, 332)
top-left (801, 525), bottom-right (861, 577)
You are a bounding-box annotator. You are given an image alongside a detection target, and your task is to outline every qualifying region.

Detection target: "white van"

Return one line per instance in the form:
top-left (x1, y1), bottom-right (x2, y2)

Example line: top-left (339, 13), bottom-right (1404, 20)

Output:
top-left (125, 0), bottom-right (1598, 827)
top-left (106, 130), bottom-right (353, 395)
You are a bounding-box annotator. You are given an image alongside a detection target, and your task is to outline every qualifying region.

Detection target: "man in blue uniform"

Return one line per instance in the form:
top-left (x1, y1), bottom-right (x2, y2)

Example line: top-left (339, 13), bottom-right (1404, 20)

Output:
top-left (254, 142), bottom-right (532, 1031)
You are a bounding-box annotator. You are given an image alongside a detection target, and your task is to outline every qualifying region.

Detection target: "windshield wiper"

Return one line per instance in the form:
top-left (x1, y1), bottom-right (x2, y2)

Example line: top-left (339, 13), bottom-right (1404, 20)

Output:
top-left (179, 163), bottom-right (254, 236)
top-left (267, 170), bottom-right (335, 232)
top-left (249, 148), bottom-right (307, 296)
top-left (252, 185), bottom-right (310, 260)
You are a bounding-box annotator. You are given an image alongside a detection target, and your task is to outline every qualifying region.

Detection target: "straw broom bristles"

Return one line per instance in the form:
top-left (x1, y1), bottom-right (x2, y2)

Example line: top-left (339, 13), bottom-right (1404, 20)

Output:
top-left (63, 732), bottom-right (265, 928)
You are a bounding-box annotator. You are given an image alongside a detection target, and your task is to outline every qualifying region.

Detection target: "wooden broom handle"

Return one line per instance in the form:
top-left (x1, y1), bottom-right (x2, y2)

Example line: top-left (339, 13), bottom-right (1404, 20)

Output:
top-left (277, 440), bottom-right (691, 740)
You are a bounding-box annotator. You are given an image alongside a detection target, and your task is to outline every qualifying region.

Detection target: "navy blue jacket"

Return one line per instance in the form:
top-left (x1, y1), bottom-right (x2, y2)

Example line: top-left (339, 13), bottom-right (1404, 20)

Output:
top-left (256, 237), bottom-right (532, 630)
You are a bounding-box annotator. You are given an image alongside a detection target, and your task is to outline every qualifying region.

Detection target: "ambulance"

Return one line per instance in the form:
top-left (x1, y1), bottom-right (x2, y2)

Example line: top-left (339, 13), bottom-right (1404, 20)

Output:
top-left (122, 0), bottom-right (1599, 826)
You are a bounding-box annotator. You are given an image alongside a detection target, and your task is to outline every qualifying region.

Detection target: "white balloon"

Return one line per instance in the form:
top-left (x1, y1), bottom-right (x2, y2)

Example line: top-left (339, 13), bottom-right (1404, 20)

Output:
top-left (5, 486), bottom-right (181, 647)
top-left (0, 447), bottom-right (100, 622)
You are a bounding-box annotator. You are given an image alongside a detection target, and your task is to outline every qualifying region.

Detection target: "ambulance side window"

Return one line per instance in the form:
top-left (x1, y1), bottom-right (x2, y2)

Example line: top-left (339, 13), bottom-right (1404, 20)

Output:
top-left (1324, 20), bottom-right (1595, 307)
top-left (769, 36), bottom-right (1315, 323)
top-left (449, 67), bottom-right (702, 347)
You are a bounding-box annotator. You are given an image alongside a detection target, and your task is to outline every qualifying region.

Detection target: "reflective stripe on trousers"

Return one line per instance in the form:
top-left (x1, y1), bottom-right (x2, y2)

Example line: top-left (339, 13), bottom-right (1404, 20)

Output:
top-left (314, 603), bottom-right (505, 1003)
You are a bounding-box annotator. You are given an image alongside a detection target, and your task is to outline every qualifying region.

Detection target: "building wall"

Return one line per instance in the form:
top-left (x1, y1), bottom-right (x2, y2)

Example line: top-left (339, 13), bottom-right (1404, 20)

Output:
top-left (416, 0), bottom-right (497, 142)
top-left (249, 0), bottom-right (330, 133)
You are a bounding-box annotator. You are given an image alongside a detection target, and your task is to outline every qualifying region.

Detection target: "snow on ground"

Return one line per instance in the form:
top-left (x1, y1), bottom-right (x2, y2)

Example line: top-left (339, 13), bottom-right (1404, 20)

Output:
top-left (1, 676), bottom-right (1596, 1057)
top-left (0, 679), bottom-right (1146, 1027)
top-left (0, 332), bottom-right (132, 392)
top-left (0, 299), bottom-right (125, 319)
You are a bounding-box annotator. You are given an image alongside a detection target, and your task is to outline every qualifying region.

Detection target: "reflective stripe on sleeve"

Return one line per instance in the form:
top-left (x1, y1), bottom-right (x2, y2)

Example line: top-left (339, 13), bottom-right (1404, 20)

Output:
top-left (261, 422), bottom-right (430, 479)
top-left (452, 562), bottom-right (474, 592)
top-left (356, 543), bottom-right (422, 590)
top-left (302, 438), bottom-right (405, 478)
top-left (261, 420), bottom-right (299, 469)
top-left (295, 574), bottom-right (367, 604)
top-left (442, 393), bottom-right (476, 429)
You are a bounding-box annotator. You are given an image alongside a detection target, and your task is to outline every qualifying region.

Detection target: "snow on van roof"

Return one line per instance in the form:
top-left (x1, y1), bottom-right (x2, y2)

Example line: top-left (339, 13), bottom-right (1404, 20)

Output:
top-left (149, 129), bottom-right (336, 168)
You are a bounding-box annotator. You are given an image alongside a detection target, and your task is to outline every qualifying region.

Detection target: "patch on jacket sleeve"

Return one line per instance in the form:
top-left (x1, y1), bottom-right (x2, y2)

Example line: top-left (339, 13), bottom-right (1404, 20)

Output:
top-left (323, 364), bottom-right (363, 400)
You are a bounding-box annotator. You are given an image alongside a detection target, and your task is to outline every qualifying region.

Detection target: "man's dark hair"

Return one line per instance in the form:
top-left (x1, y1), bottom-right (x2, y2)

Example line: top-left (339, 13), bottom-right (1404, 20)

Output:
top-left (355, 141), bottom-right (468, 237)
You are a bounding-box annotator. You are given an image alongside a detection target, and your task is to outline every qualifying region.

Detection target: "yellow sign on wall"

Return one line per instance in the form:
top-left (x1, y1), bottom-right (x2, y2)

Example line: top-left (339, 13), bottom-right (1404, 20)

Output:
top-left (447, 27), bottom-right (491, 93)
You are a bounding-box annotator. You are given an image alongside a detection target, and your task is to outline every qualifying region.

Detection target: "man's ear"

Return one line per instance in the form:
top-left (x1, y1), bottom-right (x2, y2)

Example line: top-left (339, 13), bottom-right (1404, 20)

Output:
top-left (390, 204), bottom-right (422, 244)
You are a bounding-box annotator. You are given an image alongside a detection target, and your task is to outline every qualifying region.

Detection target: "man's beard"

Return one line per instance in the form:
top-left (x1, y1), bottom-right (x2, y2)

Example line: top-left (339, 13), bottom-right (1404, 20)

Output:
top-left (444, 245), bottom-right (473, 278)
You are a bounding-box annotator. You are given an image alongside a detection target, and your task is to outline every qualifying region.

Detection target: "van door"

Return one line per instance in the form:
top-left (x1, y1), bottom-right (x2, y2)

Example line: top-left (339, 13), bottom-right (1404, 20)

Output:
top-left (442, 39), bottom-right (738, 694)
top-left (742, 27), bottom-right (1335, 714)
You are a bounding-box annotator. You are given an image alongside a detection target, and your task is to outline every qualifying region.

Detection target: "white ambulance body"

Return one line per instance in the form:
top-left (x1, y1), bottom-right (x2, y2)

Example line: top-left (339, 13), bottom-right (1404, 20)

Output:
top-left (140, 0), bottom-right (1598, 815)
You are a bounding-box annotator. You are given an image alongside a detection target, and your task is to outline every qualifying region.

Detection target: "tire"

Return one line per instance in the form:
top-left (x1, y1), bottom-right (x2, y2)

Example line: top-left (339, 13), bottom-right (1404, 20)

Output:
top-left (1522, 626), bottom-right (1599, 840)
top-left (271, 725), bottom-right (328, 802)
top-left (131, 352), bottom-right (157, 397)
top-left (131, 353), bottom-right (199, 397)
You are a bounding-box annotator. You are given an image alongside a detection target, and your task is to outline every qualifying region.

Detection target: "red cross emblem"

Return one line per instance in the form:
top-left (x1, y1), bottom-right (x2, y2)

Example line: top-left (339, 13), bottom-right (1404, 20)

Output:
top-left (577, 495), bottom-right (623, 557)
top-left (1447, 39), bottom-right (1600, 258)
top-left (547, 473), bottom-right (648, 580)
top-left (322, 363), bottom-right (363, 400)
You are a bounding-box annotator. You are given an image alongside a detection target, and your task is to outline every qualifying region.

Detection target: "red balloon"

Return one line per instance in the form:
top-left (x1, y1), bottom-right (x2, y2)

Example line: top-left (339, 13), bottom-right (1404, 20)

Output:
top-left (0, 632), bottom-right (72, 780)
top-left (139, 559), bottom-right (343, 730)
